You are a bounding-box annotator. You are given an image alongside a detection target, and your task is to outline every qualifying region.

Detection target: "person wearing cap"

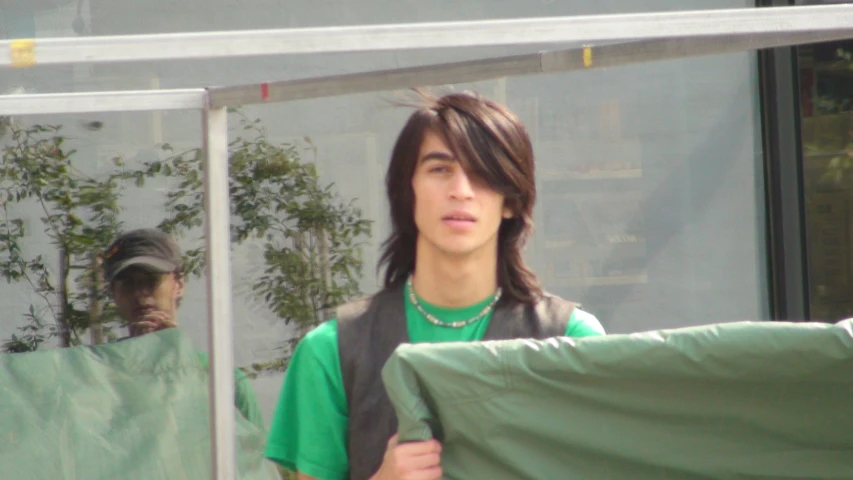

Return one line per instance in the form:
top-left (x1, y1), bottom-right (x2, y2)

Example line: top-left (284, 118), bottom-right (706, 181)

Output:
top-left (102, 228), bottom-right (265, 429)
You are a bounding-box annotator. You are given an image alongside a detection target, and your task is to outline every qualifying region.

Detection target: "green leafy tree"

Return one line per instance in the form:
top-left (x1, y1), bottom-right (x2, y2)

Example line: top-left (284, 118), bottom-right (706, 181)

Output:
top-left (136, 113), bottom-right (372, 372)
top-left (1, 124), bottom-right (124, 352)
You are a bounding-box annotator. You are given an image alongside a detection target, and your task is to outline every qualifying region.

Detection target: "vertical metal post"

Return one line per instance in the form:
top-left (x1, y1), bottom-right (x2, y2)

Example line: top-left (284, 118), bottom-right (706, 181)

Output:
top-left (202, 101), bottom-right (237, 480)
top-left (758, 0), bottom-right (809, 321)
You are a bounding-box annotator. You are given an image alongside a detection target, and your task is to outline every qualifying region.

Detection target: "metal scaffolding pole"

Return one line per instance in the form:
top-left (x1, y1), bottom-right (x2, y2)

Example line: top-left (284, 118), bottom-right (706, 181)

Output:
top-left (4, 31), bottom-right (853, 114)
top-left (5, 29), bottom-right (853, 115)
top-left (0, 89), bottom-right (205, 115)
top-left (207, 29), bottom-right (853, 108)
top-left (201, 103), bottom-right (237, 480)
top-left (2, 4), bottom-right (853, 67)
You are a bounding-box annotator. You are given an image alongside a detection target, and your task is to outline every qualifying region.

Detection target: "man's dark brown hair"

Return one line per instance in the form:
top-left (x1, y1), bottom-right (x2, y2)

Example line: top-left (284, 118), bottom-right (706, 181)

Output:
top-left (378, 90), bottom-right (542, 304)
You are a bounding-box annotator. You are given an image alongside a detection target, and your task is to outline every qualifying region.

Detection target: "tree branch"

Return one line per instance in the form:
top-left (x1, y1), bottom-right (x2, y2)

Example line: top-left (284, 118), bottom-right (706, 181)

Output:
top-left (0, 203), bottom-right (59, 319)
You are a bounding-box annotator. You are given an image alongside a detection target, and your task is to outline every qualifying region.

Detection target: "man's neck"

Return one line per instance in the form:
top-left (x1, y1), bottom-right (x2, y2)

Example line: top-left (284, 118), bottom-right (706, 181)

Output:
top-left (411, 242), bottom-right (499, 309)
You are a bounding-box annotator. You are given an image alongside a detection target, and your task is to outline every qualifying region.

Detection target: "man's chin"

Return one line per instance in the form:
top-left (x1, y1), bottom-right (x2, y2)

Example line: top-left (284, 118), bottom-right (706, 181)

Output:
top-left (435, 243), bottom-right (484, 258)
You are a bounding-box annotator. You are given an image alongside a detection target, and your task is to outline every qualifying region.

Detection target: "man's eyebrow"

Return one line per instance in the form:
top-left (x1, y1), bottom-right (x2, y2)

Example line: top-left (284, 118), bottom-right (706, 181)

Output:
top-left (419, 151), bottom-right (456, 163)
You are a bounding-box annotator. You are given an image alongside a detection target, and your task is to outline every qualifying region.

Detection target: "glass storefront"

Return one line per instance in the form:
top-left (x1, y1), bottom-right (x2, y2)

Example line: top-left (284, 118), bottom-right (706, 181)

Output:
top-left (2, 0), bottom-right (769, 423)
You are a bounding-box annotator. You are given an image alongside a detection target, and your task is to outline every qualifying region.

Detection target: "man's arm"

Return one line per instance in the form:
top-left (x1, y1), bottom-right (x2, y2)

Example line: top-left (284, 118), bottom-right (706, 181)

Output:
top-left (265, 320), bottom-right (441, 480)
top-left (265, 321), bottom-right (350, 480)
top-left (234, 373), bottom-right (265, 430)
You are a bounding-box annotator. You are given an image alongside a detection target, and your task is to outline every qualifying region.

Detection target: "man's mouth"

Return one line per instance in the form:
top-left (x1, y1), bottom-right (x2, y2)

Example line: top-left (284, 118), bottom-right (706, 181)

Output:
top-left (443, 211), bottom-right (476, 222)
top-left (442, 212), bottom-right (477, 229)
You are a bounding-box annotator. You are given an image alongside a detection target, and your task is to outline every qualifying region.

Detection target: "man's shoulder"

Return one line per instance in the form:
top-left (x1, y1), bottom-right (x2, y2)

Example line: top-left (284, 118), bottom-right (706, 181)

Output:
top-left (336, 293), bottom-right (375, 320)
top-left (537, 294), bottom-right (606, 337)
top-left (538, 291), bottom-right (581, 307)
top-left (300, 319), bottom-right (340, 349)
top-left (532, 292), bottom-right (605, 336)
top-left (534, 291), bottom-right (581, 319)
top-left (285, 319), bottom-right (342, 370)
top-left (335, 285), bottom-right (404, 325)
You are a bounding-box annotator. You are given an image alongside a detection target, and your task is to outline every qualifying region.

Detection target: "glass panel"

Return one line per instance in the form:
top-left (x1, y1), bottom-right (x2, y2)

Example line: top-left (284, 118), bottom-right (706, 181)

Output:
top-left (241, 48), bottom-right (767, 343)
top-left (1, 0), bottom-right (765, 433)
top-left (797, 1), bottom-right (853, 321)
top-left (0, 109), bottom-right (207, 350)
top-left (0, 108), bottom-right (277, 477)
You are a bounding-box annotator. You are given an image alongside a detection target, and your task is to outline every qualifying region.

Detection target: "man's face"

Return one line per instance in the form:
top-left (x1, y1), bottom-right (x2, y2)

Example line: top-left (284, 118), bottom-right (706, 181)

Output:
top-left (412, 130), bottom-right (510, 258)
top-left (110, 266), bottom-right (184, 337)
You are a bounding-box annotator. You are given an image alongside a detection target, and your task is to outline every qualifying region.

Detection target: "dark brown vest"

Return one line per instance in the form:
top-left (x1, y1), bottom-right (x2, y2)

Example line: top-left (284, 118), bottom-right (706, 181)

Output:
top-left (337, 283), bottom-right (577, 480)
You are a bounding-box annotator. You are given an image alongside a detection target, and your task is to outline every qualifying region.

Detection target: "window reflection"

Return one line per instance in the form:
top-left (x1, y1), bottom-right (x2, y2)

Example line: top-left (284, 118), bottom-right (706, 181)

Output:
top-left (800, 35), bottom-right (853, 321)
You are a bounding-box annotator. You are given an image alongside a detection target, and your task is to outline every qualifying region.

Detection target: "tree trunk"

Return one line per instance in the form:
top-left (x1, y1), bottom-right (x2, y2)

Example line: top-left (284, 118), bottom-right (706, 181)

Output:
top-left (57, 248), bottom-right (72, 348)
top-left (317, 227), bottom-right (334, 322)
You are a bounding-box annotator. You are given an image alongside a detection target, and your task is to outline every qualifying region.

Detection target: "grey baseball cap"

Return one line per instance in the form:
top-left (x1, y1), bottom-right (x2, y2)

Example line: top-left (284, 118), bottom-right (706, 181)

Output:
top-left (102, 228), bottom-right (183, 282)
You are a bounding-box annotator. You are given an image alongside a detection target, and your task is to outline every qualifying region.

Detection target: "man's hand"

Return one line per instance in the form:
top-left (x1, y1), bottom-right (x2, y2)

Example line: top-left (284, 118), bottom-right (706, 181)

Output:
top-left (371, 434), bottom-right (442, 480)
top-left (132, 310), bottom-right (177, 336)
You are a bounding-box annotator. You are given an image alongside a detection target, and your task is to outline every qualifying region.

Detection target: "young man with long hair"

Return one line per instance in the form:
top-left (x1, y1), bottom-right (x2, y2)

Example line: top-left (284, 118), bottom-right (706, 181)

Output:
top-left (265, 91), bottom-right (605, 480)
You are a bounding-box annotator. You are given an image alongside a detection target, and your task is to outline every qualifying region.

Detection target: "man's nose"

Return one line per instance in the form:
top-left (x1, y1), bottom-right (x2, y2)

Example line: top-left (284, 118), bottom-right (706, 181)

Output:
top-left (448, 170), bottom-right (475, 199)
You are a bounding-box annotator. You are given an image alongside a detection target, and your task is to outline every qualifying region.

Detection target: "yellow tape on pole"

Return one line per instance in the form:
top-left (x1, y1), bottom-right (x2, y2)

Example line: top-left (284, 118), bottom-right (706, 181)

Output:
top-left (10, 39), bottom-right (36, 68)
top-left (583, 46), bottom-right (593, 67)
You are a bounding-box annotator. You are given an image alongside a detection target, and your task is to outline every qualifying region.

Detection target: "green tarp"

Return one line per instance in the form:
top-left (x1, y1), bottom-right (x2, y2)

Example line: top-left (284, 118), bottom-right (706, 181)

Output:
top-left (383, 319), bottom-right (853, 480)
top-left (0, 329), bottom-right (277, 480)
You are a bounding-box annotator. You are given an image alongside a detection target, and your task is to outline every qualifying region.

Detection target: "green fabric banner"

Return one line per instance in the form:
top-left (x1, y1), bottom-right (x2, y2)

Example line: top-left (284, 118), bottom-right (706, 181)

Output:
top-left (0, 329), bottom-right (277, 480)
top-left (383, 319), bottom-right (853, 480)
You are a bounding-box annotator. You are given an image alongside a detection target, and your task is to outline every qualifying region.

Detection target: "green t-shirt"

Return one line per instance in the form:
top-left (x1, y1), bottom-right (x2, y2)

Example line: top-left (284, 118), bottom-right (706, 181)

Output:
top-left (264, 285), bottom-right (605, 480)
top-left (198, 352), bottom-right (266, 431)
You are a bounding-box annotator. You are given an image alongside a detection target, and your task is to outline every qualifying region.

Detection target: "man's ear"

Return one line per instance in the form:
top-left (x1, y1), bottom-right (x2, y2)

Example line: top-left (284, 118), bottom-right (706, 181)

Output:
top-left (174, 273), bottom-right (186, 298)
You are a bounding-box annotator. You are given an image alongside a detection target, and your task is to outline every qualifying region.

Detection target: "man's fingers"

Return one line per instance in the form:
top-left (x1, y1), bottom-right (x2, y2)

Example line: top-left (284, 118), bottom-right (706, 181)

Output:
top-left (405, 466), bottom-right (442, 480)
top-left (142, 311), bottom-right (169, 321)
top-left (393, 451), bottom-right (441, 471)
top-left (140, 312), bottom-right (176, 329)
top-left (390, 439), bottom-right (442, 476)
top-left (133, 313), bottom-right (176, 335)
top-left (380, 437), bottom-right (442, 480)
top-left (134, 320), bottom-right (157, 330)
top-left (394, 439), bottom-right (442, 456)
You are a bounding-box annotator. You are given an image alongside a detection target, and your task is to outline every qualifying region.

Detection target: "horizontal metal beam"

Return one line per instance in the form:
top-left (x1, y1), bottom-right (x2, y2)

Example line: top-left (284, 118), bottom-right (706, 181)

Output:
top-left (207, 52), bottom-right (540, 108)
top-left (5, 27), bottom-right (852, 116)
top-left (542, 29), bottom-right (853, 70)
top-left (0, 89), bottom-right (206, 115)
top-left (208, 28), bottom-right (853, 108)
top-left (2, 4), bottom-right (853, 67)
